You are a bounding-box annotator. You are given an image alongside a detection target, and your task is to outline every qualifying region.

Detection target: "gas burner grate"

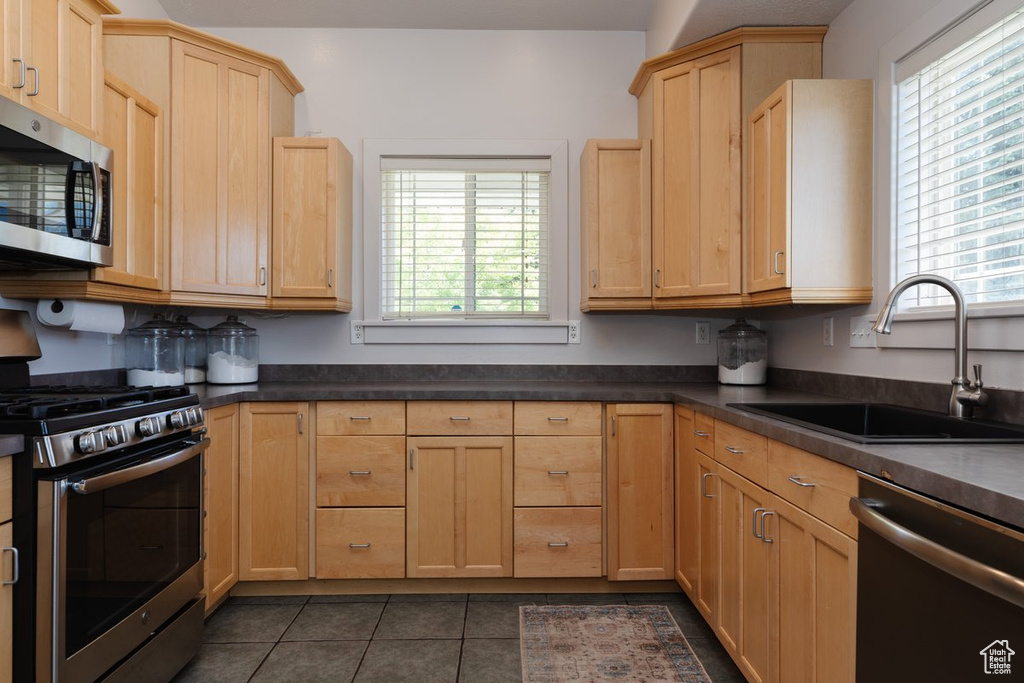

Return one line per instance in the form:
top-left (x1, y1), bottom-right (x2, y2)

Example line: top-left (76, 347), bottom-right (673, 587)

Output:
top-left (0, 385), bottom-right (192, 421)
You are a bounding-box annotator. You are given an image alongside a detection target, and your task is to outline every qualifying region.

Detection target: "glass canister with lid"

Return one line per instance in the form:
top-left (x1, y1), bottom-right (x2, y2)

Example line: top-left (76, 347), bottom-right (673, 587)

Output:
top-left (717, 319), bottom-right (768, 385)
top-left (207, 315), bottom-right (259, 384)
top-left (174, 315), bottom-right (208, 384)
top-left (125, 314), bottom-right (185, 387)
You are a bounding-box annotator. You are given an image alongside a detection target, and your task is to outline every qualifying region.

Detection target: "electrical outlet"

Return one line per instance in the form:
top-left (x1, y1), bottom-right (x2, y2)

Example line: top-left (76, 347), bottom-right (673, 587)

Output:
top-left (696, 321), bottom-right (711, 345)
top-left (850, 314), bottom-right (878, 348)
top-left (350, 321), bottom-right (364, 344)
top-left (822, 317), bottom-right (834, 347)
top-left (568, 320), bottom-right (581, 344)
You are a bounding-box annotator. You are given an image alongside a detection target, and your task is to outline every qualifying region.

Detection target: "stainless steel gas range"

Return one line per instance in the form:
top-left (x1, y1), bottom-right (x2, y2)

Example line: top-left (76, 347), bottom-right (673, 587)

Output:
top-left (2, 385), bottom-right (208, 683)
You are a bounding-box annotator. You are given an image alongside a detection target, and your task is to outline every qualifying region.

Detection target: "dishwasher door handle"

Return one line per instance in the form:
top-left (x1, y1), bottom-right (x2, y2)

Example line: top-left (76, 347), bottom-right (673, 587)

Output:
top-left (850, 496), bottom-right (1024, 609)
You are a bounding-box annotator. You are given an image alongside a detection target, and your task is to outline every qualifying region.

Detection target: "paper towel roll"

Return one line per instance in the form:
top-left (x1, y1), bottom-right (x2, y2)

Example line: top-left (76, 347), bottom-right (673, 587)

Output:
top-left (36, 299), bottom-right (125, 334)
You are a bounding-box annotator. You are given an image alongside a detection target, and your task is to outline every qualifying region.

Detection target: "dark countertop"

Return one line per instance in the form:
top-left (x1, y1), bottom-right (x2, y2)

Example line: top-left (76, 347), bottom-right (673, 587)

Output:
top-left (195, 380), bottom-right (1024, 530)
top-left (0, 435), bottom-right (23, 458)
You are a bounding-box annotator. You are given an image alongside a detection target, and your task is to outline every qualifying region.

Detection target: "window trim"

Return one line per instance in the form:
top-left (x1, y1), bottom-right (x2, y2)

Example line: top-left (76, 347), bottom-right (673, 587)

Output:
top-left (874, 0), bottom-right (1024, 352)
top-left (360, 139), bottom-right (570, 345)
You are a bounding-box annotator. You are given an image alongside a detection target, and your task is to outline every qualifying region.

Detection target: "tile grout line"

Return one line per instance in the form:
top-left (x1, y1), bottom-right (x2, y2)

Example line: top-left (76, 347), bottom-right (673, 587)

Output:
top-left (246, 595), bottom-right (311, 682)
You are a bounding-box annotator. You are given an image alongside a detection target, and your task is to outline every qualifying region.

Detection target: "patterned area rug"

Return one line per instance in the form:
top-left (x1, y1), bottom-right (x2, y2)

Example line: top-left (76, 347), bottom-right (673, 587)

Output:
top-left (520, 605), bottom-right (711, 682)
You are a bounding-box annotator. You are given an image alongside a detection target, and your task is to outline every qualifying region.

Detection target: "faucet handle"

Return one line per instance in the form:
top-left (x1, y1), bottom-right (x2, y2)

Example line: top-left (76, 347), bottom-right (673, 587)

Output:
top-left (973, 363), bottom-right (984, 389)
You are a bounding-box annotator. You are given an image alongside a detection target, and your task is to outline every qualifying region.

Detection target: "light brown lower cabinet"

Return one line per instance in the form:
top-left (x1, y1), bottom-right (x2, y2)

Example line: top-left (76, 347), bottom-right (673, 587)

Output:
top-left (674, 406), bottom-right (699, 597)
top-left (406, 436), bottom-right (513, 578)
top-left (316, 508), bottom-right (405, 579)
top-left (204, 404), bottom-right (239, 611)
top-left (606, 403), bottom-right (674, 580)
top-left (239, 402), bottom-right (309, 581)
top-left (1, 521), bottom-right (12, 683)
top-left (513, 507), bottom-right (602, 578)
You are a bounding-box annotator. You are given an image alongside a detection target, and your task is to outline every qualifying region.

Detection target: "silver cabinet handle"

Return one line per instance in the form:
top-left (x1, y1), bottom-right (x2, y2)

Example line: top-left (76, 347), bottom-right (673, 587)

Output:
top-left (655, 269), bottom-right (661, 288)
top-left (349, 470), bottom-right (371, 476)
top-left (591, 269), bottom-right (598, 288)
top-left (850, 497), bottom-right (1024, 609)
top-left (547, 416), bottom-right (569, 422)
top-left (725, 446), bottom-right (744, 454)
top-left (2, 546), bottom-right (19, 586)
top-left (701, 472), bottom-right (715, 498)
top-left (409, 448), bottom-right (415, 470)
top-left (298, 413), bottom-right (304, 434)
top-left (449, 416), bottom-right (471, 421)
top-left (26, 65), bottom-right (38, 96)
top-left (773, 250), bottom-right (785, 275)
top-left (547, 542), bottom-right (570, 548)
top-left (12, 58), bottom-right (24, 88)
top-left (260, 266), bottom-right (267, 286)
top-left (752, 507), bottom-right (766, 539)
top-left (349, 543), bottom-right (371, 549)
top-left (547, 470), bottom-right (569, 476)
top-left (328, 268), bottom-right (333, 287)
top-left (349, 416), bottom-right (371, 421)
top-left (760, 511), bottom-right (775, 543)
top-left (694, 430), bottom-right (710, 437)
top-left (611, 415), bottom-right (616, 437)
top-left (788, 476), bottom-right (816, 488)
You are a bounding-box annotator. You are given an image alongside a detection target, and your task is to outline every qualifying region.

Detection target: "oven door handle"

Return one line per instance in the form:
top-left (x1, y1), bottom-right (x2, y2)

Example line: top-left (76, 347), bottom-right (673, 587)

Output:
top-left (69, 438), bottom-right (209, 495)
top-left (850, 496), bottom-right (1024, 609)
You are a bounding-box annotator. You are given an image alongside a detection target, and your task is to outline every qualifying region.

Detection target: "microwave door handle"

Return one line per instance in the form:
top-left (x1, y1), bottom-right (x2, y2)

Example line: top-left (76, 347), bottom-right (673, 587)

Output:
top-left (63, 161), bottom-right (79, 238)
top-left (88, 161), bottom-right (103, 241)
top-left (69, 438), bottom-right (208, 495)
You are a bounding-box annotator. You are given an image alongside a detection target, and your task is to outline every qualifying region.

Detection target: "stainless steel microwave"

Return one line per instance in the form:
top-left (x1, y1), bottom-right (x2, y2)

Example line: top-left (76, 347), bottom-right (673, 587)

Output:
top-left (0, 97), bottom-right (112, 270)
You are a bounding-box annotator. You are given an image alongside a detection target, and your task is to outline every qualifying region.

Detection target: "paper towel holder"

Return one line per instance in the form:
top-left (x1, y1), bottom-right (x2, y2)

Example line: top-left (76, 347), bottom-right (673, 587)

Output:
top-left (0, 309), bottom-right (42, 361)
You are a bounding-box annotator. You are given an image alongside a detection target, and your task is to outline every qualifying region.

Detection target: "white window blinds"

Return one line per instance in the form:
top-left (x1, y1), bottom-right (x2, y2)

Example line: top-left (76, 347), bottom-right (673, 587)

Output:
top-left (380, 157), bottom-right (550, 320)
top-left (896, 5), bottom-right (1024, 308)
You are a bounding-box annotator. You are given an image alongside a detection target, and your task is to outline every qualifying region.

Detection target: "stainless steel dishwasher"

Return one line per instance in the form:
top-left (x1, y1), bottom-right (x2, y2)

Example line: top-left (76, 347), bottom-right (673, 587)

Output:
top-left (851, 474), bottom-right (1024, 682)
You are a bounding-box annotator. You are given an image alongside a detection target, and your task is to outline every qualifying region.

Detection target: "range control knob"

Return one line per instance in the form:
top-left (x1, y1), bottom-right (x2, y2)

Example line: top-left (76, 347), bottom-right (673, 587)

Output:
top-left (185, 407), bottom-right (204, 426)
top-left (136, 416), bottom-right (163, 438)
top-left (104, 424), bottom-right (129, 447)
top-left (167, 410), bottom-right (188, 430)
top-left (76, 430), bottom-right (108, 455)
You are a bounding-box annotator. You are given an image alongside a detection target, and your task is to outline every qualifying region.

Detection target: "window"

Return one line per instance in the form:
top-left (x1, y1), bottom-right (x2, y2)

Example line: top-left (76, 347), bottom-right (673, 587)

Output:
top-left (381, 158), bottom-right (549, 320)
top-left (895, 3), bottom-right (1024, 309)
top-left (361, 139), bottom-right (569, 344)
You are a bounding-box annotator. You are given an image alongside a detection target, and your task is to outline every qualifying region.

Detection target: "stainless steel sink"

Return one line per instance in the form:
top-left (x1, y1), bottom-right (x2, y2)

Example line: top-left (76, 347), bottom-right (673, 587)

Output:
top-left (727, 402), bottom-right (1024, 444)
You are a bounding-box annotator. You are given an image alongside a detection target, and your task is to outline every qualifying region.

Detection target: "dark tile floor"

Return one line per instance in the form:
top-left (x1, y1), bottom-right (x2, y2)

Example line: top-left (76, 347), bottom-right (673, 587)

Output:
top-left (173, 592), bottom-right (745, 682)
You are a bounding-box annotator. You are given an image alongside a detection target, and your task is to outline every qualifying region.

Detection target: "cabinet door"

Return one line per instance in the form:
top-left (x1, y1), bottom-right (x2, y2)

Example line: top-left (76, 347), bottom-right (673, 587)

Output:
top-left (674, 406), bottom-right (698, 596)
top-left (606, 403), bottom-right (673, 580)
top-left (97, 73), bottom-right (163, 290)
top-left (172, 41), bottom-right (269, 297)
top-left (1, 522), bottom-right (12, 683)
top-left (204, 404), bottom-right (239, 611)
top-left (747, 86), bottom-right (789, 293)
top-left (580, 139), bottom-right (652, 303)
top-left (61, 0), bottom-right (103, 134)
top-left (272, 137), bottom-right (352, 306)
top-left (653, 47), bottom-right (741, 299)
top-left (406, 436), bottom-right (512, 578)
top-left (0, 0), bottom-right (20, 101)
top-left (239, 402), bottom-right (309, 580)
top-left (768, 493), bottom-right (856, 683)
top-left (716, 465), bottom-right (770, 683)
top-left (695, 452), bottom-right (719, 625)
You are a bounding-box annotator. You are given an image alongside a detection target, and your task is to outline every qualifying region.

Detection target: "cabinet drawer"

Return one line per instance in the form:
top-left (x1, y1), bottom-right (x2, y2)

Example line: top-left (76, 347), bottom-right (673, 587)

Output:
top-left (316, 508), bottom-right (405, 579)
top-left (407, 401), bottom-right (513, 435)
top-left (316, 436), bottom-right (406, 507)
top-left (317, 401), bottom-right (405, 435)
top-left (514, 507), bottom-right (602, 578)
top-left (714, 420), bottom-right (767, 487)
top-left (693, 413), bottom-right (714, 455)
top-left (514, 402), bottom-right (602, 435)
top-left (514, 437), bottom-right (602, 507)
top-left (0, 457), bottom-right (10, 524)
top-left (768, 440), bottom-right (858, 538)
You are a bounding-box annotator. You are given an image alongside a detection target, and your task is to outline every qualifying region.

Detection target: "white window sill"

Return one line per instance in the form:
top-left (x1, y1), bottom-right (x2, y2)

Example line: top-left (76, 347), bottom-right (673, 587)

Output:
top-left (352, 320), bottom-right (580, 345)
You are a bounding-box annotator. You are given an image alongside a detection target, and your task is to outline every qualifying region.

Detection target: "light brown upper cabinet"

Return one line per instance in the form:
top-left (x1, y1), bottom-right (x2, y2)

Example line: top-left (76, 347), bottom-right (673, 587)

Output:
top-left (0, 0), bottom-right (117, 139)
top-left (271, 137), bottom-right (353, 311)
top-left (580, 139), bottom-right (652, 310)
top-left (585, 27), bottom-right (825, 311)
top-left (746, 79), bottom-right (873, 305)
top-left (101, 19), bottom-right (303, 308)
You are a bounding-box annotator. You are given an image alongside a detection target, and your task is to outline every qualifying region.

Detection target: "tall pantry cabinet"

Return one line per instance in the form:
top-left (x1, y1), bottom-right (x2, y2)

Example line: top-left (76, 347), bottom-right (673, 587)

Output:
top-left (101, 19), bottom-right (303, 308)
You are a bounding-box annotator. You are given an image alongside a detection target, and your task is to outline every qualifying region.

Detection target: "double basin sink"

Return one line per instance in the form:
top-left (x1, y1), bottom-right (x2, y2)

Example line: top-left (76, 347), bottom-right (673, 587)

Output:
top-left (728, 402), bottom-right (1024, 444)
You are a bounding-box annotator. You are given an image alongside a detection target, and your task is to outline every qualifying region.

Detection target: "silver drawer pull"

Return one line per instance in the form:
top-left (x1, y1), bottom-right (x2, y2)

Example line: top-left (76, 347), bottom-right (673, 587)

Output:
top-left (349, 543), bottom-right (371, 549)
top-left (2, 546), bottom-right (19, 586)
top-left (788, 475), bottom-right (816, 488)
top-left (547, 416), bottom-right (569, 422)
top-left (449, 416), bottom-right (471, 421)
top-left (547, 470), bottom-right (569, 476)
top-left (724, 446), bottom-right (745, 454)
top-left (701, 472), bottom-right (715, 498)
top-left (752, 507), bottom-right (767, 539)
top-left (760, 511), bottom-right (776, 543)
top-left (349, 416), bottom-right (371, 421)
top-left (694, 430), bottom-right (710, 437)
top-left (547, 542), bottom-right (570, 548)
top-left (349, 470), bottom-right (371, 476)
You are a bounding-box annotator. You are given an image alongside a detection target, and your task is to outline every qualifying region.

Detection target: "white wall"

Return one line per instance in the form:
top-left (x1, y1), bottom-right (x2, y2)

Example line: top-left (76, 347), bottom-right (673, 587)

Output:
top-left (764, 0), bottom-right (1024, 391)
top-left (645, 0), bottom-right (696, 58)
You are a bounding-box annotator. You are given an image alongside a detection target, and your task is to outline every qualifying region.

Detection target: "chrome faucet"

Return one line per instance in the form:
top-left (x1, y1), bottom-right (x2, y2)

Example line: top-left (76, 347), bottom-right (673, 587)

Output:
top-left (873, 274), bottom-right (988, 419)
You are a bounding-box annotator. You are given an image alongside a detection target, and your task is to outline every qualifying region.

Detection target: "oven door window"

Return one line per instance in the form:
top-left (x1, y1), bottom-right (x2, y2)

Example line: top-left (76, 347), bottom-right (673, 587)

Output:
top-left (63, 451), bottom-right (201, 658)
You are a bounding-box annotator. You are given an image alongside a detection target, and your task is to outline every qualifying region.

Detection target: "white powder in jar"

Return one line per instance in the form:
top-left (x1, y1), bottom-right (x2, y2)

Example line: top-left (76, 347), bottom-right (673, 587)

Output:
top-left (128, 368), bottom-right (186, 387)
top-left (207, 351), bottom-right (258, 384)
top-left (184, 367), bottom-right (207, 384)
top-left (719, 358), bottom-right (767, 385)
